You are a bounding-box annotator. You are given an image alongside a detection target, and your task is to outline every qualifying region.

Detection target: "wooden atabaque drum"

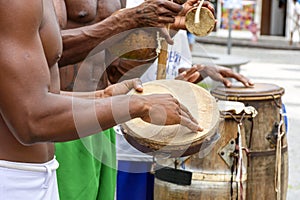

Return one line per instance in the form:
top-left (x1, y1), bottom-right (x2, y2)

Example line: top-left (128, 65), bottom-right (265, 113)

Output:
top-left (211, 83), bottom-right (288, 200)
top-left (154, 100), bottom-right (251, 200)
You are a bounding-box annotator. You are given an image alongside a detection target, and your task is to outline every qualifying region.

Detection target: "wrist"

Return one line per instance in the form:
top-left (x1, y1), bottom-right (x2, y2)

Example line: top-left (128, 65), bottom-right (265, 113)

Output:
top-left (171, 16), bottom-right (186, 30)
top-left (113, 8), bottom-right (140, 29)
top-left (129, 95), bottom-right (149, 119)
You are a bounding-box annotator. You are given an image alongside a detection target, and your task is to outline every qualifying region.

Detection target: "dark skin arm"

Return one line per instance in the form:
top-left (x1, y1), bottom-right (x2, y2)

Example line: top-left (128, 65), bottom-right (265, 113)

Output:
top-left (61, 78), bottom-right (144, 98)
top-left (55, 0), bottom-right (183, 67)
top-left (0, 1), bottom-right (201, 145)
top-left (176, 65), bottom-right (254, 87)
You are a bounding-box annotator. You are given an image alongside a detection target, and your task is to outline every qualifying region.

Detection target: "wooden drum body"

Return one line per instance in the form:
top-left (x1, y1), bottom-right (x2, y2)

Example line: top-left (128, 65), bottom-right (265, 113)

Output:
top-left (154, 102), bottom-right (250, 200)
top-left (211, 83), bottom-right (288, 200)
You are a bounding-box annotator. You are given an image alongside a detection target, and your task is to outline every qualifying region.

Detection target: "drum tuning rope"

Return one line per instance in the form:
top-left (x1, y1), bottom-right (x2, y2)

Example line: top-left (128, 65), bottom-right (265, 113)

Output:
top-left (272, 94), bottom-right (283, 109)
top-left (236, 120), bottom-right (246, 200)
top-left (271, 93), bottom-right (284, 200)
top-left (224, 112), bottom-right (246, 200)
top-left (274, 112), bottom-right (285, 200)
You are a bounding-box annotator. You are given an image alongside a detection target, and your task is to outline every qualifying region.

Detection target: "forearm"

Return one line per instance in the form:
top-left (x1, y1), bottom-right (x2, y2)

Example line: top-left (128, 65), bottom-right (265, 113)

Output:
top-left (59, 9), bottom-right (140, 67)
top-left (171, 16), bottom-right (186, 31)
top-left (16, 93), bottom-right (145, 144)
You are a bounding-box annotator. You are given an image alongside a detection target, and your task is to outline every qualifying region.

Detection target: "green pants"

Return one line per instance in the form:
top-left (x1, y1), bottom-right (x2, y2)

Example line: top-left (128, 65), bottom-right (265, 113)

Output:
top-left (55, 128), bottom-right (116, 200)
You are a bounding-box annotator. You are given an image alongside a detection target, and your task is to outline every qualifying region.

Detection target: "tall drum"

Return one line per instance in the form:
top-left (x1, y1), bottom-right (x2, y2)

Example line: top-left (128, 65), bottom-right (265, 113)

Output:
top-left (211, 83), bottom-right (288, 200)
top-left (154, 101), bottom-right (253, 200)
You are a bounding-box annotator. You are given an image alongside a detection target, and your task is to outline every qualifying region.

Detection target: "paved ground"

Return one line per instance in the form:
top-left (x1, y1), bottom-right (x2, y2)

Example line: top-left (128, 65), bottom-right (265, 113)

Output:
top-left (192, 42), bottom-right (300, 199)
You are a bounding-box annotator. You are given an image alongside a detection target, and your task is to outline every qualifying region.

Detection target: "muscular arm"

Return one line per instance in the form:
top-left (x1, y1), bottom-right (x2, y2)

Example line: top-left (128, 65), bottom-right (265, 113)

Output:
top-left (0, 1), bottom-right (151, 145)
top-left (61, 78), bottom-right (144, 98)
top-left (56, 0), bottom-right (183, 66)
top-left (0, 1), bottom-right (201, 146)
top-left (59, 12), bottom-right (137, 66)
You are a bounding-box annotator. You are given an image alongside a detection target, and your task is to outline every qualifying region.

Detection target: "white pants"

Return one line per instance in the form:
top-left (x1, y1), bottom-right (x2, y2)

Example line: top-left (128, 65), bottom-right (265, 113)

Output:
top-left (0, 157), bottom-right (59, 200)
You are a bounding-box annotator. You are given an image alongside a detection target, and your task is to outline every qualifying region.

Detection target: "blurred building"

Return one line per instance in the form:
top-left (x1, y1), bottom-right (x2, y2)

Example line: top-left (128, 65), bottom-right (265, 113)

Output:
top-left (211, 0), bottom-right (298, 41)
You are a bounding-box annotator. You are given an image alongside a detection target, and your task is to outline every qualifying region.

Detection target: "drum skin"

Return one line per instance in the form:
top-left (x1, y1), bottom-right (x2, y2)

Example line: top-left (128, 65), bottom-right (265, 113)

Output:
top-left (154, 113), bottom-right (248, 200)
top-left (211, 83), bottom-right (288, 200)
top-left (122, 79), bottom-right (220, 158)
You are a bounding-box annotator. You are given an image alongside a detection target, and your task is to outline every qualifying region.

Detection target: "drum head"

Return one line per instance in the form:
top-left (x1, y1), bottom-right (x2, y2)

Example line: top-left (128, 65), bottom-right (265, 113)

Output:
top-left (122, 80), bottom-right (220, 157)
top-left (211, 83), bottom-right (284, 101)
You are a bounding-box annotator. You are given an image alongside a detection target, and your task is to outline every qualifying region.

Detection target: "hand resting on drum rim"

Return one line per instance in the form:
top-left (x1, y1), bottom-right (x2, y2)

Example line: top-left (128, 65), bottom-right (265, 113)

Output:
top-left (176, 65), bottom-right (254, 87)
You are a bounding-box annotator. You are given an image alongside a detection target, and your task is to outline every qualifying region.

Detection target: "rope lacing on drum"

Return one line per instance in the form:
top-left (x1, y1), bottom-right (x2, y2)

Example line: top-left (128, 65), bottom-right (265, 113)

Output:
top-left (272, 94), bottom-right (282, 109)
top-left (236, 123), bottom-right (244, 200)
top-left (275, 111), bottom-right (285, 200)
top-left (224, 112), bottom-right (245, 200)
top-left (271, 95), bottom-right (285, 200)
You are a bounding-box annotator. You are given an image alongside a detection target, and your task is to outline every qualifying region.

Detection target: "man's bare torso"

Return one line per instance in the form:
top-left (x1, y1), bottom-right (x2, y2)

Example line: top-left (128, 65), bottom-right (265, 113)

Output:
top-left (63, 0), bottom-right (121, 28)
top-left (0, 0), bottom-right (122, 163)
top-left (54, 0), bottom-right (122, 91)
top-left (0, 0), bottom-right (62, 163)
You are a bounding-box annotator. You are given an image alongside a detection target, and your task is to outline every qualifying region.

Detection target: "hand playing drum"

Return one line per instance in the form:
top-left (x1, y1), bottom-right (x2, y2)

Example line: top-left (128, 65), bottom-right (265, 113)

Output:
top-left (176, 65), bottom-right (254, 87)
top-left (122, 79), bottom-right (220, 158)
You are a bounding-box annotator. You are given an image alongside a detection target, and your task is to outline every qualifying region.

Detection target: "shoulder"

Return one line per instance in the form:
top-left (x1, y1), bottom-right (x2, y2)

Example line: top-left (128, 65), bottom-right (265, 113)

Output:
top-left (0, 0), bottom-right (43, 33)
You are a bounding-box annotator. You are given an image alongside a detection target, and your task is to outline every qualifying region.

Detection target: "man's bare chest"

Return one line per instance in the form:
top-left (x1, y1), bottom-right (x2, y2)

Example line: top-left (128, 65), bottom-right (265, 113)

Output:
top-left (65, 0), bottom-right (121, 26)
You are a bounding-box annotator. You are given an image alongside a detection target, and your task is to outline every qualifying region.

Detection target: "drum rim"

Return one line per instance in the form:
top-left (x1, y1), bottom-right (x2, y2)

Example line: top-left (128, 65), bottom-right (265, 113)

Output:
top-left (123, 127), bottom-right (219, 157)
top-left (211, 83), bottom-right (284, 101)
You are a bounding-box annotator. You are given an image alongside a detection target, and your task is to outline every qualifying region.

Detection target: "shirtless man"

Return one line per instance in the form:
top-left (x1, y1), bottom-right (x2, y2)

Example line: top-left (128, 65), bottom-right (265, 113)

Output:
top-left (0, 1), bottom-right (202, 199)
top-left (52, 0), bottom-right (193, 199)
top-left (52, 1), bottom-right (253, 199)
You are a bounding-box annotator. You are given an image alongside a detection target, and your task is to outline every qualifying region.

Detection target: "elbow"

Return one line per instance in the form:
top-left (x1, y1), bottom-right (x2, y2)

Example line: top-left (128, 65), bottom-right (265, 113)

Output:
top-left (15, 122), bottom-right (45, 146)
top-left (16, 133), bottom-right (38, 146)
top-left (13, 113), bottom-right (51, 146)
top-left (4, 94), bottom-right (63, 145)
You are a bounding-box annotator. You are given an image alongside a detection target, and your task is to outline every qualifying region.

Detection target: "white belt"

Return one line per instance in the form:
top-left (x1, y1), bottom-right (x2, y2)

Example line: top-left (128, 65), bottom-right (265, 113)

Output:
top-left (0, 157), bottom-right (59, 173)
